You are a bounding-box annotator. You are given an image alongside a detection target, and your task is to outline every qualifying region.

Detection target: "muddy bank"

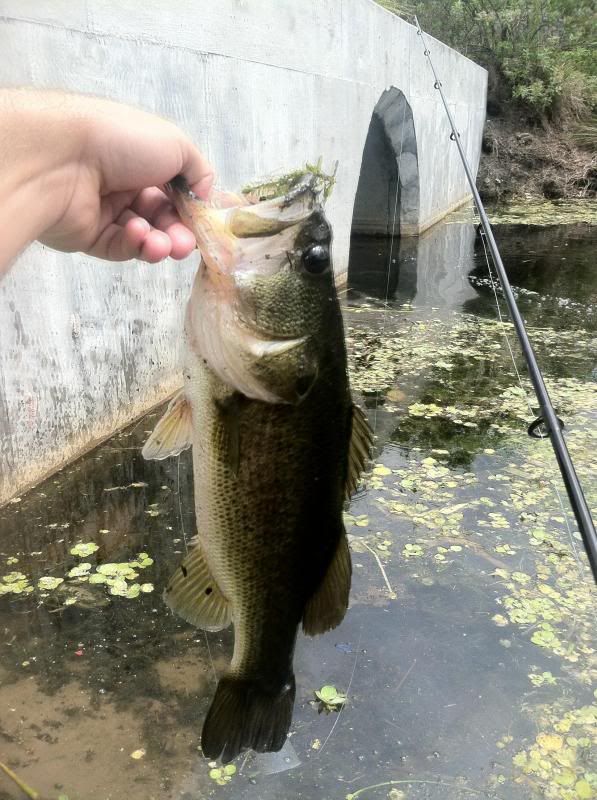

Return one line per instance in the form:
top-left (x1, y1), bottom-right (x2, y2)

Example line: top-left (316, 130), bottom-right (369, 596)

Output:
top-left (478, 115), bottom-right (596, 203)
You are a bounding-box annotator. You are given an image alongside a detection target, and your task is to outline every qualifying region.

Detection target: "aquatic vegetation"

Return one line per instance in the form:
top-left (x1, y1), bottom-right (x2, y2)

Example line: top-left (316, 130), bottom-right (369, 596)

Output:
top-left (0, 551), bottom-right (155, 607)
top-left (529, 671), bottom-right (558, 687)
top-left (446, 199), bottom-right (597, 226)
top-left (68, 563), bottom-right (92, 578)
top-left (208, 763), bottom-right (237, 786)
top-left (0, 571), bottom-right (32, 595)
top-left (241, 160), bottom-right (337, 201)
top-left (37, 576), bottom-right (64, 590)
top-left (70, 542), bottom-right (99, 557)
top-left (0, 221), bottom-right (594, 797)
top-left (313, 684), bottom-right (347, 713)
top-left (509, 694), bottom-right (597, 798)
top-left (345, 294), bottom-right (595, 799)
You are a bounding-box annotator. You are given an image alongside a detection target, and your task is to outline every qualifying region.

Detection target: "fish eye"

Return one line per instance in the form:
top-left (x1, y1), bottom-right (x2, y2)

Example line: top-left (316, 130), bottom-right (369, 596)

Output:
top-left (302, 244), bottom-right (330, 274)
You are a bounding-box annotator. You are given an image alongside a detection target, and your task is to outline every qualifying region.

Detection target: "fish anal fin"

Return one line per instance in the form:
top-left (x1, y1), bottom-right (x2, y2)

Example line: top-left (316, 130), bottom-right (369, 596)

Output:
top-left (142, 390), bottom-right (193, 461)
top-left (303, 533), bottom-right (351, 636)
top-left (345, 403), bottom-right (374, 498)
top-left (164, 545), bottom-right (231, 632)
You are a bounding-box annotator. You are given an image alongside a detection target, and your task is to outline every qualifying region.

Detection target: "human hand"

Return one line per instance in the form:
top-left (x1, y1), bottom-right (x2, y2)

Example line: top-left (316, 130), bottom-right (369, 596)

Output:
top-left (1, 90), bottom-right (215, 270)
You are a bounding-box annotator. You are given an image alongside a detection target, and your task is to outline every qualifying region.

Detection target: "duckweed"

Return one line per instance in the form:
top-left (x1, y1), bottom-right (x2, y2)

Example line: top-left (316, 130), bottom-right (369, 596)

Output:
top-left (0, 552), bottom-right (155, 607)
top-left (346, 298), bottom-right (595, 799)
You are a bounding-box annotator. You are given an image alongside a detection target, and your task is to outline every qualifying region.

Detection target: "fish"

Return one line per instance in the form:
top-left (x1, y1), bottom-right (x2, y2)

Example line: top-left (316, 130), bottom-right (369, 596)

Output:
top-left (142, 169), bottom-right (372, 763)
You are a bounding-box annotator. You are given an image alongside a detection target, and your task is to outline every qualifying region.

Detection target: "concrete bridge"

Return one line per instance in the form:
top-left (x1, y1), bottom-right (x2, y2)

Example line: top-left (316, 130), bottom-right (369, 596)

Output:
top-left (0, 0), bottom-right (487, 504)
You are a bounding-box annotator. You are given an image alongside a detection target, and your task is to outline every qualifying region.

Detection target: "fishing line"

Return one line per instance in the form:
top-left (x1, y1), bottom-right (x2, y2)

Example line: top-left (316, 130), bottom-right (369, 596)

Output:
top-left (316, 625), bottom-right (363, 756)
top-left (475, 217), bottom-right (585, 574)
top-left (413, 16), bottom-right (597, 583)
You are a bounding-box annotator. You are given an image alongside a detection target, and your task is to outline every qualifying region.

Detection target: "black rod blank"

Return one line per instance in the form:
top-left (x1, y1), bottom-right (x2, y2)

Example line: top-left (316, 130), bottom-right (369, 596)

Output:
top-left (414, 17), bottom-right (597, 583)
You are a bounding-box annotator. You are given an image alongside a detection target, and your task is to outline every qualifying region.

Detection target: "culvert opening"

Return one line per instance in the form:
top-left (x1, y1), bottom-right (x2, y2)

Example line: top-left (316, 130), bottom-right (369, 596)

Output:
top-left (347, 87), bottom-right (419, 300)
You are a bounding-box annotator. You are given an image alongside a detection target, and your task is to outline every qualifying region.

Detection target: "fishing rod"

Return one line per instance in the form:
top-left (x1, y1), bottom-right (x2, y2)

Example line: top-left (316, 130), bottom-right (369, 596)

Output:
top-left (414, 16), bottom-right (597, 584)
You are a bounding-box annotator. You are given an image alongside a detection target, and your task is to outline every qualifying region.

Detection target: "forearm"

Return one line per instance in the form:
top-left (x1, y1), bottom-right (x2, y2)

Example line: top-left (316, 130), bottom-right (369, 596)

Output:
top-left (0, 89), bottom-right (84, 274)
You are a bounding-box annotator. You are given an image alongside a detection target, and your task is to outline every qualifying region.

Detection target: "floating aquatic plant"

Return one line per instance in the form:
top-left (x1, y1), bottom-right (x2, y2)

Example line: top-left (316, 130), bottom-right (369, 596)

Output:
top-left (242, 160), bottom-right (337, 202)
top-left (0, 552), bottom-right (155, 607)
top-left (70, 542), bottom-right (99, 558)
top-left (314, 684), bottom-right (347, 713)
top-left (208, 763), bottom-right (237, 786)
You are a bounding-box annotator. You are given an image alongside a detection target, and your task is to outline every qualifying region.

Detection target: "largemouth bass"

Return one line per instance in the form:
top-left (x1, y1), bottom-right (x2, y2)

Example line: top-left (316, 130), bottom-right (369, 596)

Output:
top-left (143, 170), bottom-right (372, 763)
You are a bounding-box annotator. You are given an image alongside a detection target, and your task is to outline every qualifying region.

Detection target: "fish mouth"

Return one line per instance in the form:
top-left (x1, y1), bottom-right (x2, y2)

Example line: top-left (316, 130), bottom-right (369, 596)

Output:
top-left (166, 173), bottom-right (324, 287)
top-left (167, 173), bottom-right (323, 241)
top-left (176, 169), bottom-right (332, 403)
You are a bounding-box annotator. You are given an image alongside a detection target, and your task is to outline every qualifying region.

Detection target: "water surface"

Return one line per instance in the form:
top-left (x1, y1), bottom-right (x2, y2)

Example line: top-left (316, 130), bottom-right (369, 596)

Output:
top-left (1, 217), bottom-right (595, 800)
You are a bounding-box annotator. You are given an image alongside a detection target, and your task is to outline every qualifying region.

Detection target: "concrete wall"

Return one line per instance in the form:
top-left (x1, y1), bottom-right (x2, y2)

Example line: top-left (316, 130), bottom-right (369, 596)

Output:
top-left (0, 0), bottom-right (486, 504)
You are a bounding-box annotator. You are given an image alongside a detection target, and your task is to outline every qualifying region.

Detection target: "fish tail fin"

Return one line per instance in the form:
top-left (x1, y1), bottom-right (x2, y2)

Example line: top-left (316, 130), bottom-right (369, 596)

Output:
top-left (201, 674), bottom-right (296, 763)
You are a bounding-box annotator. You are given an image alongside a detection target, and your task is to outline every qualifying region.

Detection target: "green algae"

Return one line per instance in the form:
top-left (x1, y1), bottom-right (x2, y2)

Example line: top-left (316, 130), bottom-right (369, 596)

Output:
top-left (446, 199), bottom-right (597, 226)
top-left (241, 160), bottom-right (337, 201)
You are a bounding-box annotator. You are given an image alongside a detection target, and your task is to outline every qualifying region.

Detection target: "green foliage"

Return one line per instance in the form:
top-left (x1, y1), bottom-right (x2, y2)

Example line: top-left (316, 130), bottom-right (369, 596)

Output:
top-left (377, 0), bottom-right (597, 121)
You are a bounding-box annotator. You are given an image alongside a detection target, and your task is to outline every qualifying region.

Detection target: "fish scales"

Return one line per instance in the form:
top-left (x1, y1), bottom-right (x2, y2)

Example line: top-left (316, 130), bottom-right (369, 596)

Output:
top-left (143, 170), bottom-right (372, 763)
top-left (191, 328), bottom-right (351, 681)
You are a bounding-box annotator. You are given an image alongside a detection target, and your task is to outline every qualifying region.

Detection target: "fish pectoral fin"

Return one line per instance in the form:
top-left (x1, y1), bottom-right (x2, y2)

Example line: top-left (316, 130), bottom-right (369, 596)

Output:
top-left (302, 532), bottom-right (351, 636)
top-left (164, 545), bottom-right (232, 631)
top-left (141, 390), bottom-right (193, 460)
top-left (345, 403), bottom-right (374, 498)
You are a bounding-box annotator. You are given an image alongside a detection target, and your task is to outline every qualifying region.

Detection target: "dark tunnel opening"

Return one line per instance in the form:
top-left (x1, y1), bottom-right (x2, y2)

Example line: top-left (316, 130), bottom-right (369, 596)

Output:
top-left (347, 88), bottom-right (419, 301)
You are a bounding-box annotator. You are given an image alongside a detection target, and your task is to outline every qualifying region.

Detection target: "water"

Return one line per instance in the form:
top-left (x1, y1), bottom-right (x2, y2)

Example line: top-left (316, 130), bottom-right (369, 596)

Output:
top-left (1, 216), bottom-right (596, 800)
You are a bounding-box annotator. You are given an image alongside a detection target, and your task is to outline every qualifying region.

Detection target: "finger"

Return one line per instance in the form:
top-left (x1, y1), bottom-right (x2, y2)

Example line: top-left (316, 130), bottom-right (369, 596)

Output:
top-left (140, 205), bottom-right (196, 259)
top-left (124, 193), bottom-right (197, 259)
top-left (130, 187), bottom-right (172, 222)
top-left (138, 228), bottom-right (172, 262)
top-left (88, 217), bottom-right (150, 261)
top-left (178, 142), bottom-right (215, 199)
top-left (88, 217), bottom-right (173, 263)
top-left (164, 222), bottom-right (196, 259)
top-left (118, 210), bottom-right (187, 259)
top-left (189, 172), bottom-right (216, 200)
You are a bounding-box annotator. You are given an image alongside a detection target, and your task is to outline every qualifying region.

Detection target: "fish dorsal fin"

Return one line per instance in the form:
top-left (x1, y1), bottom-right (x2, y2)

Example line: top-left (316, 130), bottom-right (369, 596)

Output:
top-left (141, 390), bottom-right (193, 460)
top-left (345, 403), bottom-right (374, 498)
top-left (302, 533), bottom-right (351, 636)
top-left (164, 545), bottom-right (232, 632)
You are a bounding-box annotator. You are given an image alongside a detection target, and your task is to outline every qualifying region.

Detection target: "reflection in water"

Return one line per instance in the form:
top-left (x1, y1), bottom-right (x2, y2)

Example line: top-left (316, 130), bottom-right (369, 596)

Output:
top-left (347, 222), bottom-right (478, 309)
top-left (1, 221), bottom-right (596, 799)
top-left (466, 223), bottom-right (597, 333)
top-left (348, 221), bottom-right (597, 333)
